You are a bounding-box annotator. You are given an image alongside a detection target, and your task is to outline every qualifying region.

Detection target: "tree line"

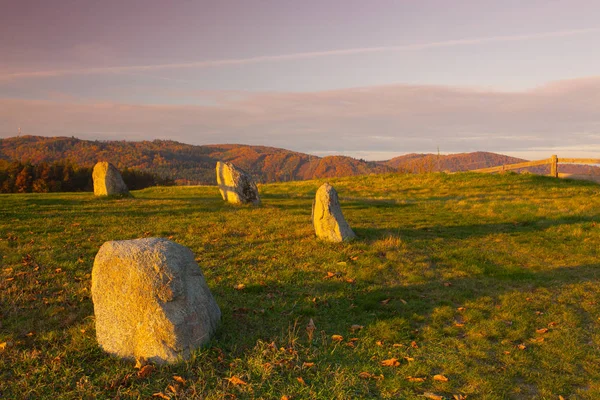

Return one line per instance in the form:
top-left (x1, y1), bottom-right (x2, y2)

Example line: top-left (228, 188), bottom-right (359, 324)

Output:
top-left (0, 160), bottom-right (173, 193)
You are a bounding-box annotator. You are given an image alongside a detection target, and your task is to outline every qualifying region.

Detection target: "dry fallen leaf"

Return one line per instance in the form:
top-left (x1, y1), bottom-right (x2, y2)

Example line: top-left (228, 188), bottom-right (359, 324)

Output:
top-left (457, 307), bottom-right (466, 312)
top-left (226, 376), bottom-right (247, 385)
top-left (0, 341), bottom-right (13, 351)
top-left (381, 358), bottom-right (400, 367)
top-left (297, 377), bottom-right (306, 385)
top-left (331, 334), bottom-right (344, 342)
top-left (518, 344), bottom-right (527, 350)
top-left (359, 371), bottom-right (374, 379)
top-left (404, 356), bottom-right (415, 362)
top-left (303, 362), bottom-right (315, 368)
top-left (137, 365), bottom-right (155, 378)
top-left (380, 298), bottom-right (391, 305)
top-left (152, 393), bottom-right (169, 399)
top-left (531, 337), bottom-right (545, 343)
top-left (234, 283), bottom-right (245, 290)
top-left (548, 321), bottom-right (558, 327)
top-left (345, 278), bottom-right (356, 284)
top-left (406, 376), bottom-right (426, 382)
top-left (350, 324), bottom-right (363, 332)
top-left (376, 340), bottom-right (383, 347)
top-left (423, 392), bottom-right (444, 400)
top-left (281, 396), bottom-right (290, 400)
top-left (536, 328), bottom-right (549, 334)
top-left (392, 343), bottom-right (404, 348)
top-left (454, 395), bottom-right (468, 400)
top-left (433, 374), bottom-right (449, 382)
top-left (454, 323), bottom-right (465, 327)
top-left (325, 271), bottom-right (335, 279)
top-left (173, 375), bottom-right (186, 385)
top-left (411, 341), bottom-right (419, 348)
top-left (306, 319), bottom-right (316, 341)
top-left (167, 384), bottom-right (178, 394)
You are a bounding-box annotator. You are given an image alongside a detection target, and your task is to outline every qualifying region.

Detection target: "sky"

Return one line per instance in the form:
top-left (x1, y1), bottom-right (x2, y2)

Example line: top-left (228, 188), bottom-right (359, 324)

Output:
top-left (1, 0), bottom-right (600, 160)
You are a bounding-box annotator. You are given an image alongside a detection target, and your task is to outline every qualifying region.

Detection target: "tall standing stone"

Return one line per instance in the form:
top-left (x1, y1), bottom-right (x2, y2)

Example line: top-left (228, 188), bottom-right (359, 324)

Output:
top-left (312, 183), bottom-right (356, 242)
top-left (215, 161), bottom-right (260, 205)
top-left (92, 162), bottom-right (129, 196)
top-left (91, 238), bottom-right (221, 364)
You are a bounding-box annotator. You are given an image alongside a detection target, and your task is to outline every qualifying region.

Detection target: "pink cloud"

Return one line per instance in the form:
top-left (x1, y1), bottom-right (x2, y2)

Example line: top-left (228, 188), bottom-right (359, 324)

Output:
top-left (1, 76), bottom-right (600, 159)
top-left (2, 28), bottom-right (599, 81)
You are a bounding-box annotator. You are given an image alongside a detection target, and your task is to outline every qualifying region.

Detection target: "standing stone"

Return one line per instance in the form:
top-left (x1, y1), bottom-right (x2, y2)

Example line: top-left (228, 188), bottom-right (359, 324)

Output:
top-left (91, 238), bottom-right (221, 364)
top-left (312, 183), bottom-right (356, 242)
top-left (92, 162), bottom-right (129, 196)
top-left (215, 161), bottom-right (260, 205)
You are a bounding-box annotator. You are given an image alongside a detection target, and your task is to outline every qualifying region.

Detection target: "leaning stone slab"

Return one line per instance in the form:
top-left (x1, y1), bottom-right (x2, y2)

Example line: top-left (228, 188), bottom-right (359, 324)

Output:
top-left (91, 237), bottom-right (221, 364)
top-left (92, 161), bottom-right (129, 196)
top-left (312, 183), bottom-right (356, 242)
top-left (216, 161), bottom-right (260, 205)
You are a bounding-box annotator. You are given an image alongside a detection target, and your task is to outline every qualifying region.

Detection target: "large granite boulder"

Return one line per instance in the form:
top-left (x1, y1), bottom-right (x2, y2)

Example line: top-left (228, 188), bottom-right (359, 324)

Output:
top-left (216, 161), bottom-right (260, 205)
top-left (91, 238), bottom-right (221, 364)
top-left (312, 183), bottom-right (356, 242)
top-left (92, 162), bottom-right (129, 196)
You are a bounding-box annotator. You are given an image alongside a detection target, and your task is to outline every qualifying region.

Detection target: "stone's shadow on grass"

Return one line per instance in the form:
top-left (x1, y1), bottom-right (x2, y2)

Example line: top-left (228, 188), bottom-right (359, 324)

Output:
top-left (353, 213), bottom-right (600, 242)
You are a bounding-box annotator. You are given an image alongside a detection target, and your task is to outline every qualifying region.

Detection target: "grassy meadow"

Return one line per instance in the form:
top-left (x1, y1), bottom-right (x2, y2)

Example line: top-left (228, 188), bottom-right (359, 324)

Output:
top-left (1, 172), bottom-right (600, 399)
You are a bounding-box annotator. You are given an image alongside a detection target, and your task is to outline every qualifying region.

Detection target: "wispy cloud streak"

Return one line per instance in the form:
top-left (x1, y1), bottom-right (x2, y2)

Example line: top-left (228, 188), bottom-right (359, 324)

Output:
top-left (2, 28), bottom-right (599, 81)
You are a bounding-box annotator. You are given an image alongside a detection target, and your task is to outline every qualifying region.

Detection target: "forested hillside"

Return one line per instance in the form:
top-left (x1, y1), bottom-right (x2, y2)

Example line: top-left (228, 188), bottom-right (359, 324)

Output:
top-left (0, 136), bottom-right (393, 184)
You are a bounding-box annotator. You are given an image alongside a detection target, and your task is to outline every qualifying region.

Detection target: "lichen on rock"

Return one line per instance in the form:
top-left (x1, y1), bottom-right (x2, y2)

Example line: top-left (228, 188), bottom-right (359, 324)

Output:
top-left (91, 237), bottom-right (221, 364)
top-left (215, 161), bottom-right (260, 205)
top-left (312, 183), bottom-right (356, 242)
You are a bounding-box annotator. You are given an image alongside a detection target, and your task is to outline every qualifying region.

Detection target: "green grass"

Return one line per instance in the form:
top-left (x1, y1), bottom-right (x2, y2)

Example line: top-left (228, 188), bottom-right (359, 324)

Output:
top-left (1, 172), bottom-right (600, 399)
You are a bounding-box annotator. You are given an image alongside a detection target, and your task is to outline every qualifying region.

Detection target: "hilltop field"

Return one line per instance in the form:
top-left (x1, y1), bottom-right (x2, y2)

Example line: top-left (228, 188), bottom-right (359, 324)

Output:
top-left (1, 172), bottom-right (600, 399)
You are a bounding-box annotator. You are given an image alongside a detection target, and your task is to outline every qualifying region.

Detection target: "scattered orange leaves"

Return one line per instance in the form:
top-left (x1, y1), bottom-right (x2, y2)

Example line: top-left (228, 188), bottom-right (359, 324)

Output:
top-left (381, 358), bottom-right (400, 367)
top-left (457, 307), bottom-right (466, 312)
top-left (331, 335), bottom-right (344, 342)
top-left (433, 374), bottom-right (449, 382)
top-left (375, 340), bottom-right (383, 347)
top-left (302, 362), bottom-right (315, 368)
top-left (226, 376), bottom-right (247, 386)
top-left (297, 377), bottom-right (306, 385)
top-left (404, 356), bottom-right (415, 362)
top-left (152, 392), bottom-right (169, 399)
top-left (411, 341), bottom-right (419, 348)
top-left (306, 319), bottom-right (316, 341)
top-left (173, 375), bottom-right (186, 385)
top-left (281, 396), bottom-right (291, 400)
top-left (423, 392), bottom-right (444, 400)
top-left (137, 365), bottom-right (155, 378)
top-left (548, 321), bottom-right (558, 327)
top-left (324, 272), bottom-right (336, 279)
top-left (536, 328), bottom-right (549, 334)
top-left (392, 343), bottom-right (404, 348)
top-left (517, 344), bottom-right (527, 350)
top-left (453, 395), bottom-right (468, 400)
top-left (406, 376), bottom-right (426, 382)
top-left (234, 283), bottom-right (245, 290)
top-left (380, 298), bottom-right (391, 305)
top-left (358, 371), bottom-right (383, 380)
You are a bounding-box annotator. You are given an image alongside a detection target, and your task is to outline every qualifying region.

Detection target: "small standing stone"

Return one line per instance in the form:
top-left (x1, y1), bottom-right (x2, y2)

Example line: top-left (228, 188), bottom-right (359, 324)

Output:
top-left (215, 161), bottom-right (260, 205)
top-left (91, 238), bottom-right (221, 364)
top-left (312, 183), bottom-right (356, 242)
top-left (92, 162), bottom-right (129, 196)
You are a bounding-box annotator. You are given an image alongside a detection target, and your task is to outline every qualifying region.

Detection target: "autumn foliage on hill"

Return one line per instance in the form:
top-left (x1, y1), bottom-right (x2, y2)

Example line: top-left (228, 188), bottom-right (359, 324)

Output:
top-left (0, 136), bottom-right (393, 185)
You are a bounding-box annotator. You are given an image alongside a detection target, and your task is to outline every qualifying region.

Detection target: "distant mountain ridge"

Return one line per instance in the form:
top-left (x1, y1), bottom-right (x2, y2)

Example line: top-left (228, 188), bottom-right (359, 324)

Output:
top-left (1, 136), bottom-right (598, 184)
top-left (0, 136), bottom-right (393, 184)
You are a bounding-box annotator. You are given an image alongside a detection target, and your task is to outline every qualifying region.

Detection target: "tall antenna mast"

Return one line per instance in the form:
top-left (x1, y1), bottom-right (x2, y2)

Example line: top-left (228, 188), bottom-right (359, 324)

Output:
top-left (18, 127), bottom-right (21, 136)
